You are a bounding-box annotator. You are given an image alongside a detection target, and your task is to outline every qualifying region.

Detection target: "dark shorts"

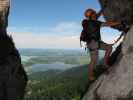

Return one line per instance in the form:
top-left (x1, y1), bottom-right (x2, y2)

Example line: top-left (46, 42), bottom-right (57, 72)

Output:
top-left (87, 40), bottom-right (109, 53)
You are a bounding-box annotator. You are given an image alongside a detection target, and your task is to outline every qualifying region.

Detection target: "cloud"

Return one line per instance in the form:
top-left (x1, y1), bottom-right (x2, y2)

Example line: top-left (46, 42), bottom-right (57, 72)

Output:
top-left (7, 21), bottom-right (82, 49)
top-left (50, 22), bottom-right (81, 35)
top-left (8, 21), bottom-right (82, 36)
top-left (9, 32), bottom-right (80, 49)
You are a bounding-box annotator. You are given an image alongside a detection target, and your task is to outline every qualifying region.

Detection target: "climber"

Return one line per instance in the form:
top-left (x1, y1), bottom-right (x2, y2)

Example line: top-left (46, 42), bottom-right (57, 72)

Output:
top-left (80, 8), bottom-right (121, 81)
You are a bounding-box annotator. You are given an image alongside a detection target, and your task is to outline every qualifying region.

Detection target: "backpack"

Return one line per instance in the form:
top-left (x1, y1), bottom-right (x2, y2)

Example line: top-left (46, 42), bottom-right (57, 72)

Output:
top-left (80, 20), bottom-right (101, 46)
top-left (80, 30), bottom-right (92, 48)
top-left (80, 30), bottom-right (89, 42)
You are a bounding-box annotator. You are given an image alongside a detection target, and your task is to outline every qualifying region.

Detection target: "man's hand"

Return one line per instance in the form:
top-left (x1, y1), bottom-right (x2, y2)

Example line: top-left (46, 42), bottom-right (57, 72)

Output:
top-left (96, 9), bottom-right (103, 19)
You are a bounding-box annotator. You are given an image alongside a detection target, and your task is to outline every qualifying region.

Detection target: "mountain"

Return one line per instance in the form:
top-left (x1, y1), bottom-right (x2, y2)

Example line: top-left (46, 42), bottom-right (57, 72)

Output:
top-left (29, 69), bottom-right (62, 80)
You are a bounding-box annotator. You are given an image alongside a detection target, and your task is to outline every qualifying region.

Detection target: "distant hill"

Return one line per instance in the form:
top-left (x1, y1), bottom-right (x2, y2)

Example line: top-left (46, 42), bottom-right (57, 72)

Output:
top-left (25, 64), bottom-right (105, 100)
top-left (25, 65), bottom-right (89, 100)
top-left (29, 69), bottom-right (62, 80)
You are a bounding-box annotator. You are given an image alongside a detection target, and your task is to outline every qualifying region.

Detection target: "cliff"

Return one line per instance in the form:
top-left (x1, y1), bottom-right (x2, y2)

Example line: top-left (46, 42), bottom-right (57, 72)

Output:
top-left (82, 0), bottom-right (133, 100)
top-left (0, 0), bottom-right (27, 100)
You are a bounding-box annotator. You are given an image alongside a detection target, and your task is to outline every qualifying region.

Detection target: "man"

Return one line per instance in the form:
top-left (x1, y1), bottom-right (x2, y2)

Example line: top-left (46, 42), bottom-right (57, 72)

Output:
top-left (80, 8), bottom-right (121, 81)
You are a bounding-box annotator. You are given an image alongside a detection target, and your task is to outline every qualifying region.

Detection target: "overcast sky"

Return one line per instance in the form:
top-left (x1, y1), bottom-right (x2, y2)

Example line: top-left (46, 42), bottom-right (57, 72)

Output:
top-left (8, 0), bottom-right (121, 49)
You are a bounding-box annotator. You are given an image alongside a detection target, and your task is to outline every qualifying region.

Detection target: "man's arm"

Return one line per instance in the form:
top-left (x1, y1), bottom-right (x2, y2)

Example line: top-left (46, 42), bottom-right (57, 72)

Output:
top-left (96, 9), bottom-right (104, 19)
top-left (96, 2), bottom-right (107, 19)
top-left (102, 19), bottom-right (121, 27)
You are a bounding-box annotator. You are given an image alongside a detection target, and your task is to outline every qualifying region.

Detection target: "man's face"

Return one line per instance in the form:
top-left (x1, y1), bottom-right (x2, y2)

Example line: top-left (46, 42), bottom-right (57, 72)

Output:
top-left (85, 11), bottom-right (97, 20)
top-left (85, 11), bottom-right (92, 18)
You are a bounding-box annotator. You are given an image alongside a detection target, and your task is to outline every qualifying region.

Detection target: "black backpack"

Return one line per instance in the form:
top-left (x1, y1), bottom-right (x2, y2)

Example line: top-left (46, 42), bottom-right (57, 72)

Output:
top-left (80, 30), bottom-right (89, 42)
top-left (80, 20), bottom-right (101, 45)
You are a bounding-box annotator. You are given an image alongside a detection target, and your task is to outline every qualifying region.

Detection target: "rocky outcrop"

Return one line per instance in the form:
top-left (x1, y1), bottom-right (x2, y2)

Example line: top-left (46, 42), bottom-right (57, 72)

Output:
top-left (0, 0), bottom-right (9, 33)
top-left (82, 0), bottom-right (133, 100)
top-left (100, 0), bottom-right (133, 26)
top-left (0, 0), bottom-right (27, 100)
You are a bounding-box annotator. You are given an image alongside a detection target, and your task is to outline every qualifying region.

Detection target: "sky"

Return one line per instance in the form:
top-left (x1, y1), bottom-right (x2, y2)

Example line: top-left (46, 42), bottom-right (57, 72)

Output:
top-left (8, 0), bottom-right (121, 49)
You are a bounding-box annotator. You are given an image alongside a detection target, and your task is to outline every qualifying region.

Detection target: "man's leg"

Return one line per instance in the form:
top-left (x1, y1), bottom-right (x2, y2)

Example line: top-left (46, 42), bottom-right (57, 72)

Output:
top-left (89, 50), bottom-right (98, 81)
top-left (87, 40), bottom-right (99, 81)
top-left (100, 41), bottom-right (112, 66)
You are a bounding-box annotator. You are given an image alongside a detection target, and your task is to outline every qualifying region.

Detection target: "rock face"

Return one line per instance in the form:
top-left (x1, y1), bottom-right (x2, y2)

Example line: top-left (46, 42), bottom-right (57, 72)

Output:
top-left (99, 0), bottom-right (133, 26)
top-left (0, 0), bottom-right (9, 33)
top-left (82, 0), bottom-right (133, 100)
top-left (0, 0), bottom-right (27, 100)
